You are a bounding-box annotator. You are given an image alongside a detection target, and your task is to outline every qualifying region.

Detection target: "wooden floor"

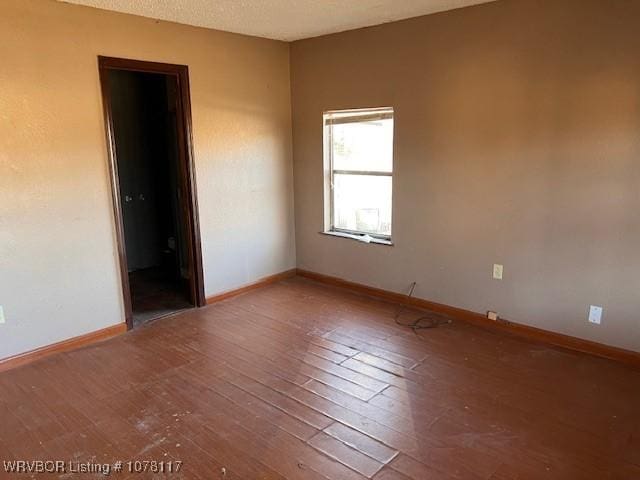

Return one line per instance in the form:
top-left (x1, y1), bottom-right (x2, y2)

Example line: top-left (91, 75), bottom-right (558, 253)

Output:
top-left (1, 277), bottom-right (639, 479)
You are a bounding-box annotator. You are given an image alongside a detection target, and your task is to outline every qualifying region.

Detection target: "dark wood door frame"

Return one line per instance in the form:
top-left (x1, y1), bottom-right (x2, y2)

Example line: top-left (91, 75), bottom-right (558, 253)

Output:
top-left (98, 56), bottom-right (206, 329)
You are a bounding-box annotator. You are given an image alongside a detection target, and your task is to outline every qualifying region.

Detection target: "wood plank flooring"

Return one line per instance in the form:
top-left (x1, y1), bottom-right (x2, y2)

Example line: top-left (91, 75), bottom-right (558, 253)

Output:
top-left (1, 277), bottom-right (639, 479)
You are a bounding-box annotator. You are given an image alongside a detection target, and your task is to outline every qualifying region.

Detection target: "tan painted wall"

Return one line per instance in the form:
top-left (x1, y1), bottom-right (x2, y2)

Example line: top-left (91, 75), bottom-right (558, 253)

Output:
top-left (291, 0), bottom-right (640, 352)
top-left (0, 0), bottom-right (295, 358)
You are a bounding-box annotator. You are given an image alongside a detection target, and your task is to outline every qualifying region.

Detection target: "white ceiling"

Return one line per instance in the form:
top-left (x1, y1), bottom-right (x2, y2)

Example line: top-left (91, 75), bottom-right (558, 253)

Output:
top-left (58, 0), bottom-right (498, 41)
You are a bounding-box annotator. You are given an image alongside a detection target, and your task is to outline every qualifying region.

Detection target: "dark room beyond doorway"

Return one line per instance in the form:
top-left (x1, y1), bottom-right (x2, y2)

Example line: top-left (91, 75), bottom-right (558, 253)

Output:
top-left (108, 70), bottom-right (192, 327)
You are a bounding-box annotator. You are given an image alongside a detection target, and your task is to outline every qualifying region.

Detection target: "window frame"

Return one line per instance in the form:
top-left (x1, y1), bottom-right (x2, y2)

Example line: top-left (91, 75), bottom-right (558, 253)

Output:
top-left (323, 107), bottom-right (394, 242)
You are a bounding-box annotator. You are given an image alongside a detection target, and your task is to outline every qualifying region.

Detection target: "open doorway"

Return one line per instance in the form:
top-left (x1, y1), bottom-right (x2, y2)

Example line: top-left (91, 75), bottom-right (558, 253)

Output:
top-left (99, 57), bottom-right (205, 329)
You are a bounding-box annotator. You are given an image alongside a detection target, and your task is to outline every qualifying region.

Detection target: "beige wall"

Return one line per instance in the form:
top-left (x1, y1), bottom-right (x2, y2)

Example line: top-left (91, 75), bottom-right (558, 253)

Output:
top-left (2, 0), bottom-right (639, 359)
top-left (0, 0), bottom-right (295, 358)
top-left (291, 0), bottom-right (640, 352)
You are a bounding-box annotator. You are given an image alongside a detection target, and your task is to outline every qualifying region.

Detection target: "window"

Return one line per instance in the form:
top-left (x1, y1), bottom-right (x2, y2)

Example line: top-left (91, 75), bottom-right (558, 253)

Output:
top-left (323, 107), bottom-right (394, 242)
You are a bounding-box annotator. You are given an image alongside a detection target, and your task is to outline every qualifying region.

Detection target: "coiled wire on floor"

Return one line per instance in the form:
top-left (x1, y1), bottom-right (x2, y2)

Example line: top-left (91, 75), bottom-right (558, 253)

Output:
top-left (394, 282), bottom-right (453, 331)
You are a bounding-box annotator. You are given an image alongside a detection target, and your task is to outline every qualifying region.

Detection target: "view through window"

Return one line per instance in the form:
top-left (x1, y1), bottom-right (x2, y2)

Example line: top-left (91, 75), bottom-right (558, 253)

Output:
top-left (324, 108), bottom-right (394, 240)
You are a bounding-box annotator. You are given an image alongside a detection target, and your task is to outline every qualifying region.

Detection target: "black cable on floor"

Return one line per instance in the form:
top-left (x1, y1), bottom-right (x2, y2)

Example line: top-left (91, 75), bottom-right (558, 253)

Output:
top-left (394, 282), bottom-right (452, 331)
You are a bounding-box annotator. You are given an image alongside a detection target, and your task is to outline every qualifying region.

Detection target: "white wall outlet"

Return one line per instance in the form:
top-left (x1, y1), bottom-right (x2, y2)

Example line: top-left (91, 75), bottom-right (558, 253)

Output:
top-left (487, 311), bottom-right (499, 321)
top-left (0, 306), bottom-right (5, 324)
top-left (493, 264), bottom-right (504, 280)
top-left (588, 305), bottom-right (603, 325)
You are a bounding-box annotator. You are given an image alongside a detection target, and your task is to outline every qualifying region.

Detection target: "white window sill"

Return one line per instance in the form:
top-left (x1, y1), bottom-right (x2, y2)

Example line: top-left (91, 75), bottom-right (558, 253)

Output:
top-left (320, 230), bottom-right (393, 246)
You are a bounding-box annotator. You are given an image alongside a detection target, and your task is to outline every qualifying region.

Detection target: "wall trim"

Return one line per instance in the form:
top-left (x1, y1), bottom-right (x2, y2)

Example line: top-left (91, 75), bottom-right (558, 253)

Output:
top-left (4, 270), bottom-right (634, 372)
top-left (0, 323), bottom-right (127, 373)
top-left (296, 269), bottom-right (640, 369)
top-left (206, 268), bottom-right (297, 305)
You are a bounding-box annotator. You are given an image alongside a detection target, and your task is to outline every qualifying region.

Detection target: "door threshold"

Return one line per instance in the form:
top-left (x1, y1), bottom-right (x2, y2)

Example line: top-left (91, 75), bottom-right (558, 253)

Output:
top-left (132, 305), bottom-right (193, 328)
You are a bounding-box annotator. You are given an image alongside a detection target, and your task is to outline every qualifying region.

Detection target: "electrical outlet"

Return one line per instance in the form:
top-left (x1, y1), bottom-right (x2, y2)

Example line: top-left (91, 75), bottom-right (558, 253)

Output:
top-left (0, 306), bottom-right (5, 324)
top-left (493, 264), bottom-right (503, 280)
top-left (588, 305), bottom-right (603, 325)
top-left (487, 311), bottom-right (499, 321)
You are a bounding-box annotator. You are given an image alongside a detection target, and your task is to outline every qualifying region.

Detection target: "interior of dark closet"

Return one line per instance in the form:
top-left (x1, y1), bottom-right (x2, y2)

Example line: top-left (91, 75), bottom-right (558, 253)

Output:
top-left (107, 70), bottom-right (192, 327)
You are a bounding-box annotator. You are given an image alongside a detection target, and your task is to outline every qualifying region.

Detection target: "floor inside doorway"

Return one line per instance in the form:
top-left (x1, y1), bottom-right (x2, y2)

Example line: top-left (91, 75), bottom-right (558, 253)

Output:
top-left (129, 266), bottom-right (192, 327)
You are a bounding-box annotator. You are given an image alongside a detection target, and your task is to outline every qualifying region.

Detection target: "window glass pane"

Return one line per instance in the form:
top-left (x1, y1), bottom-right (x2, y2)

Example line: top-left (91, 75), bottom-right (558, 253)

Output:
top-left (331, 118), bottom-right (393, 172)
top-left (333, 174), bottom-right (392, 236)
